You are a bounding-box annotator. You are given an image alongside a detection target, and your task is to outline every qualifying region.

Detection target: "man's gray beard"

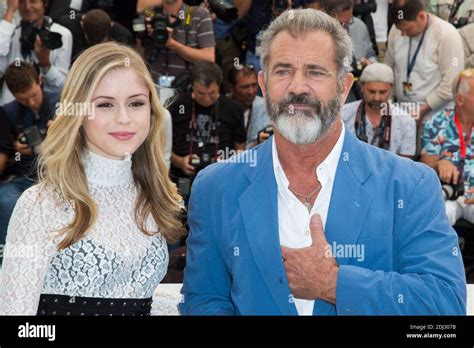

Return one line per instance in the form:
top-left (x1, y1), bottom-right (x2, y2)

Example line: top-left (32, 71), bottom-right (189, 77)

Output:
top-left (265, 91), bottom-right (342, 145)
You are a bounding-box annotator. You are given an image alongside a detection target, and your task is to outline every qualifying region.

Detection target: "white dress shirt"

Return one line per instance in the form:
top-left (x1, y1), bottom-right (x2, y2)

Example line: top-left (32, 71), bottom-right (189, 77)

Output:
top-left (272, 123), bottom-right (345, 315)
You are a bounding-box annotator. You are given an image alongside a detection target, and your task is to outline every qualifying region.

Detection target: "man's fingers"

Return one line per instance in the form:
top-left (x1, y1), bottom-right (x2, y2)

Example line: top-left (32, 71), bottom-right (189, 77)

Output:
top-left (465, 198), bottom-right (474, 205)
top-left (452, 168), bottom-right (459, 185)
top-left (309, 214), bottom-right (326, 245)
top-left (35, 35), bottom-right (42, 47)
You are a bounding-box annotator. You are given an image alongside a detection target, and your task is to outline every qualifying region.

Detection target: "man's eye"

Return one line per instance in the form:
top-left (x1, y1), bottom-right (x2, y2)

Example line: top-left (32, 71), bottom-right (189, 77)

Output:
top-left (275, 69), bottom-right (290, 76)
top-left (307, 70), bottom-right (323, 77)
top-left (130, 101), bottom-right (145, 108)
top-left (97, 102), bottom-right (113, 108)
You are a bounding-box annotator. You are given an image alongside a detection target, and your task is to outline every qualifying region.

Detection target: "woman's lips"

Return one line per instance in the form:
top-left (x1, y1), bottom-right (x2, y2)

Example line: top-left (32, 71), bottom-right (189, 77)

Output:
top-left (109, 132), bottom-right (135, 141)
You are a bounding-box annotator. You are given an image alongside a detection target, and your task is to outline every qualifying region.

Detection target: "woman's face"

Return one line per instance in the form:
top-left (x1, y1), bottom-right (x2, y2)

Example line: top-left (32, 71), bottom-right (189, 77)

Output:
top-left (83, 67), bottom-right (151, 160)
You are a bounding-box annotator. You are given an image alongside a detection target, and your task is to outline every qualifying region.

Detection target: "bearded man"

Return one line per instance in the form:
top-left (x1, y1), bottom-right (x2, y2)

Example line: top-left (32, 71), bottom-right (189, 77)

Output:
top-left (179, 9), bottom-right (467, 315)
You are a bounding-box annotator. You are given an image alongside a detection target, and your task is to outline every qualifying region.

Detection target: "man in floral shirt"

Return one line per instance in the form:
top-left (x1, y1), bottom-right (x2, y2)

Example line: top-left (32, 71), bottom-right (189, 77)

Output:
top-left (421, 69), bottom-right (474, 225)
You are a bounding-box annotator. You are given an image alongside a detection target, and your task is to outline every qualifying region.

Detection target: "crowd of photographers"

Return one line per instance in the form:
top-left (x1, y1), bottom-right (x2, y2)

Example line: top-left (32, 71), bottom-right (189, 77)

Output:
top-left (1, 0), bottom-right (474, 265)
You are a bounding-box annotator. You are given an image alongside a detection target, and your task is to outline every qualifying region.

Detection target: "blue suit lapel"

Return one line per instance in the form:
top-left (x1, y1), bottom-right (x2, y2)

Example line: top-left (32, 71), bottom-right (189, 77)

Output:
top-left (314, 130), bottom-right (374, 315)
top-left (239, 138), bottom-right (298, 315)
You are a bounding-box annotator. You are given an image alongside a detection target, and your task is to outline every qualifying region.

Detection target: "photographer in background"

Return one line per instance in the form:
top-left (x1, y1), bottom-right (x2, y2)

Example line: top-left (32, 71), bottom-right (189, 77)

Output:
top-left (0, 0), bottom-right (72, 105)
top-left (136, 0), bottom-right (215, 91)
top-left (385, 0), bottom-right (464, 125)
top-left (227, 64), bottom-right (271, 148)
top-left (421, 69), bottom-right (474, 225)
top-left (47, 0), bottom-right (139, 33)
top-left (56, 8), bottom-right (134, 61)
top-left (353, 0), bottom-right (378, 56)
top-left (0, 61), bottom-right (56, 243)
top-left (169, 61), bottom-right (245, 200)
top-left (342, 63), bottom-right (417, 159)
top-left (210, 0), bottom-right (246, 93)
top-left (322, 0), bottom-right (377, 102)
top-left (239, 0), bottom-right (304, 74)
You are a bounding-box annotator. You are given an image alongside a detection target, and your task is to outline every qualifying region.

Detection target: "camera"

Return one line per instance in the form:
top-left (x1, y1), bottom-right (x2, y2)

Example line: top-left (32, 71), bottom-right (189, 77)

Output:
top-left (17, 125), bottom-right (47, 155)
top-left (452, 16), bottom-right (469, 28)
top-left (442, 168), bottom-right (469, 201)
top-left (133, 8), bottom-right (181, 51)
top-left (189, 152), bottom-right (213, 173)
top-left (184, 0), bottom-right (238, 22)
top-left (352, 60), bottom-right (365, 79)
top-left (262, 126), bottom-right (274, 136)
top-left (20, 17), bottom-right (63, 55)
top-left (257, 126), bottom-right (274, 144)
top-left (442, 183), bottom-right (463, 201)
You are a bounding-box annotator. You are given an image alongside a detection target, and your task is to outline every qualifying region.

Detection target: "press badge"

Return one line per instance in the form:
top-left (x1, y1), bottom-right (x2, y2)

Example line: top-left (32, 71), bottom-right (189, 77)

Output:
top-left (402, 81), bottom-right (414, 96)
top-left (158, 75), bottom-right (175, 88)
top-left (70, 0), bottom-right (83, 11)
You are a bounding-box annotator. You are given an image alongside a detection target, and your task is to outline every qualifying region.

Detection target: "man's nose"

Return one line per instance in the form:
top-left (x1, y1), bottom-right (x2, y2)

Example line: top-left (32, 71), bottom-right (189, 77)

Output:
top-left (287, 69), bottom-right (310, 95)
top-left (374, 93), bottom-right (383, 101)
top-left (246, 87), bottom-right (256, 96)
top-left (27, 98), bottom-right (37, 108)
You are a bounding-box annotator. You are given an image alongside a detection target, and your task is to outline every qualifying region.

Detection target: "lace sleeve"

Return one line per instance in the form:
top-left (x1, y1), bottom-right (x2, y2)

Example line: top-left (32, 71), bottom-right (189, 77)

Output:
top-left (151, 284), bottom-right (182, 316)
top-left (0, 185), bottom-right (58, 315)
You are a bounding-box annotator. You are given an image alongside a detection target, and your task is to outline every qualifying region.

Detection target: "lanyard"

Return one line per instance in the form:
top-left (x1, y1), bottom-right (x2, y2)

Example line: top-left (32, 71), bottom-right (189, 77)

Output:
top-left (454, 112), bottom-right (471, 160)
top-left (406, 15), bottom-right (430, 81)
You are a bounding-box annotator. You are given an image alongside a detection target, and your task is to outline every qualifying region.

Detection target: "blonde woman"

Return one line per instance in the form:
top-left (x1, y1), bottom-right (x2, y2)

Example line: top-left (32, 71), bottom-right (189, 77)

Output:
top-left (0, 42), bottom-right (184, 316)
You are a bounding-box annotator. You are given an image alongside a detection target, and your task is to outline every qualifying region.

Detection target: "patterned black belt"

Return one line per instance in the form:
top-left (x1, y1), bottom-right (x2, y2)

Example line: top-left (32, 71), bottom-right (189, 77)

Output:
top-left (37, 294), bottom-right (153, 316)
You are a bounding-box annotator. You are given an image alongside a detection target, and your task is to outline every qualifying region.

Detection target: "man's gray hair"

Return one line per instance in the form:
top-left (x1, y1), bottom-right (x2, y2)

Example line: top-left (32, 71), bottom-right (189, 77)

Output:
top-left (257, 9), bottom-right (353, 80)
top-left (452, 72), bottom-right (474, 97)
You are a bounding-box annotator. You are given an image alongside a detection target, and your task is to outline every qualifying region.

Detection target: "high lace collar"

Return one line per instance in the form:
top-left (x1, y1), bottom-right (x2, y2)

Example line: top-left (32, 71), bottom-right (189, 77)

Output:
top-left (83, 149), bottom-right (133, 187)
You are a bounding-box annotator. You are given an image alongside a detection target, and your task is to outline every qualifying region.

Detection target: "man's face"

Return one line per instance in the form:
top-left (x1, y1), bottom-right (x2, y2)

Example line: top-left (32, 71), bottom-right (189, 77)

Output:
top-left (14, 81), bottom-right (43, 112)
top-left (19, 0), bottom-right (45, 24)
top-left (457, 78), bottom-right (474, 113)
top-left (395, 13), bottom-right (425, 37)
top-left (192, 81), bottom-right (220, 108)
top-left (335, 8), bottom-right (353, 30)
top-left (361, 81), bottom-right (392, 110)
top-left (258, 30), bottom-right (352, 145)
top-left (232, 72), bottom-right (258, 109)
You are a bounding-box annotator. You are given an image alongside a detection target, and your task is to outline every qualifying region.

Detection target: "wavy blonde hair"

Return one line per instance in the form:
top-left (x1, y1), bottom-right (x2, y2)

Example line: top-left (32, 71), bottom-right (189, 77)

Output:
top-left (38, 42), bottom-right (185, 249)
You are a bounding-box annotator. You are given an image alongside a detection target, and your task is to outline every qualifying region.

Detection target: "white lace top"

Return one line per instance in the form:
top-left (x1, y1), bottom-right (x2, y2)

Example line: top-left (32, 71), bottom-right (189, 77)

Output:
top-left (0, 150), bottom-right (169, 315)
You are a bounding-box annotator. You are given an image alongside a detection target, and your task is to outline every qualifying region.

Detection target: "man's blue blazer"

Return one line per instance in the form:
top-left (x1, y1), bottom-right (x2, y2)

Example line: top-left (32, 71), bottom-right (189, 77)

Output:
top-left (179, 130), bottom-right (467, 315)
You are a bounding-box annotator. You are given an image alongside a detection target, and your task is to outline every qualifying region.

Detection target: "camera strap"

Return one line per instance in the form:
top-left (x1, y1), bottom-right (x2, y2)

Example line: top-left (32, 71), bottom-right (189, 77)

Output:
top-left (354, 101), bottom-right (392, 150)
top-left (188, 98), bottom-right (219, 159)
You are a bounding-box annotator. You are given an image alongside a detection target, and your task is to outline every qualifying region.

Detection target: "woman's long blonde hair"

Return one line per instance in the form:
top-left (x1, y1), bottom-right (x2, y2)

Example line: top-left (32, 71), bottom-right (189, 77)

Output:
top-left (38, 42), bottom-right (185, 249)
